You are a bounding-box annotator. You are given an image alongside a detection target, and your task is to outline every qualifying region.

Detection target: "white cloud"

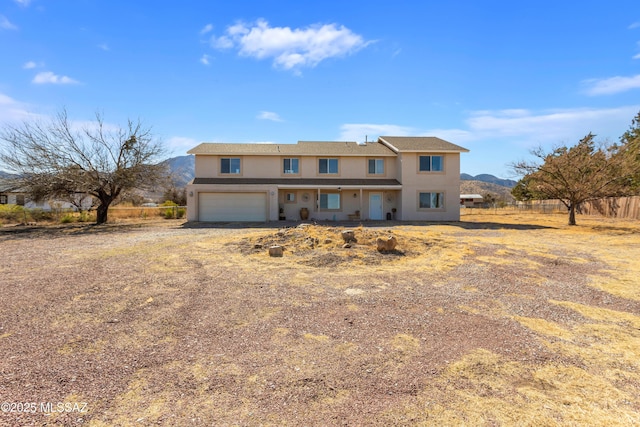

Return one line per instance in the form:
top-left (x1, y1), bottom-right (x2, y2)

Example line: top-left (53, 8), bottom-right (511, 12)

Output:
top-left (257, 111), bottom-right (283, 122)
top-left (14, 0), bottom-right (31, 6)
top-left (0, 92), bottom-right (40, 124)
top-left (167, 136), bottom-right (199, 155)
top-left (1, 15), bottom-right (18, 30)
top-left (346, 106), bottom-right (640, 151)
top-left (582, 74), bottom-right (640, 95)
top-left (98, 43), bottom-right (109, 51)
top-left (32, 71), bottom-right (80, 85)
top-left (339, 123), bottom-right (414, 142)
top-left (23, 61), bottom-right (37, 69)
top-left (209, 19), bottom-right (371, 72)
top-left (634, 53), bottom-right (640, 60)
top-left (629, 22), bottom-right (640, 29)
top-left (442, 106), bottom-right (640, 147)
top-left (200, 23), bottom-right (213, 35)
top-left (200, 54), bottom-right (211, 65)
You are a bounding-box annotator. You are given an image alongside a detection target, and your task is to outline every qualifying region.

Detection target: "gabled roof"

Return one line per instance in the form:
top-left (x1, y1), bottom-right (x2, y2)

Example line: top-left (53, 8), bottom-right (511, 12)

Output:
top-left (378, 136), bottom-right (469, 153)
top-left (188, 141), bottom-right (396, 156)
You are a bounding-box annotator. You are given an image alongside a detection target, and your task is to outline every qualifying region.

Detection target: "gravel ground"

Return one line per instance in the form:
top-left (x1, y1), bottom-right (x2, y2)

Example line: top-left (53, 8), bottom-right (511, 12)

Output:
top-left (1, 216), bottom-right (639, 426)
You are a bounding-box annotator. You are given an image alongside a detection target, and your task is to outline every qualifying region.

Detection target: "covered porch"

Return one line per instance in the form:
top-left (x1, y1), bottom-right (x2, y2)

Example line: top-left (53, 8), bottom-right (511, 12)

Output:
top-left (277, 181), bottom-right (403, 222)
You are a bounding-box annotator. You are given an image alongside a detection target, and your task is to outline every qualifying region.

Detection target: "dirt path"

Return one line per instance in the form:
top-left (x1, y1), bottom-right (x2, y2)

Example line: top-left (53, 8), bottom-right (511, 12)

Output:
top-left (1, 214), bottom-right (639, 426)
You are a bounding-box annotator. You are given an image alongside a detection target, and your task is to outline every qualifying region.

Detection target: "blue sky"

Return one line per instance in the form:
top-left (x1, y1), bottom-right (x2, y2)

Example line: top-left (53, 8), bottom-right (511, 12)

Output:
top-left (1, 0), bottom-right (639, 178)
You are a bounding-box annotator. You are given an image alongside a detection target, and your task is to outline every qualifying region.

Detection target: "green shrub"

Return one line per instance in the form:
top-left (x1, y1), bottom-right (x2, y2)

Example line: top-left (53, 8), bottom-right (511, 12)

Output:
top-left (60, 213), bottom-right (75, 223)
top-left (29, 209), bottom-right (55, 222)
top-left (77, 211), bottom-right (93, 222)
top-left (0, 204), bottom-right (27, 223)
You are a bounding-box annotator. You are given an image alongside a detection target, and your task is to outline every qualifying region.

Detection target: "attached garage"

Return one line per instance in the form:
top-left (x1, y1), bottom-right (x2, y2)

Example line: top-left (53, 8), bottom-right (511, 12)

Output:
top-left (198, 192), bottom-right (267, 222)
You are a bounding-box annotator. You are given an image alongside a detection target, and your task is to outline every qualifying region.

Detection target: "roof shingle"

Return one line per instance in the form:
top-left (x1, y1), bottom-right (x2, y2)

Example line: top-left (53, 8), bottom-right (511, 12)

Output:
top-left (378, 136), bottom-right (469, 153)
top-left (188, 141), bottom-right (396, 156)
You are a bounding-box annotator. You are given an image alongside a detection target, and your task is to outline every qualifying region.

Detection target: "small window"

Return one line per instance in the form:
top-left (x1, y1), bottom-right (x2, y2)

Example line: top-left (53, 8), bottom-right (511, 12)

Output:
top-left (283, 158), bottom-right (299, 174)
top-left (419, 155), bottom-right (444, 172)
top-left (221, 158), bottom-right (241, 174)
top-left (319, 158), bottom-right (339, 174)
top-left (285, 192), bottom-right (296, 203)
top-left (368, 159), bottom-right (384, 174)
top-left (319, 193), bottom-right (340, 210)
top-left (0, 195), bottom-right (7, 204)
top-left (419, 192), bottom-right (444, 209)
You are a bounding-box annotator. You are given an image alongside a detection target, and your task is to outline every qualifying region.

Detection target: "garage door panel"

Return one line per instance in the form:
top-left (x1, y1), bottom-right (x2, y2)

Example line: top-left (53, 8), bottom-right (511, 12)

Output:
top-left (198, 192), bottom-right (266, 222)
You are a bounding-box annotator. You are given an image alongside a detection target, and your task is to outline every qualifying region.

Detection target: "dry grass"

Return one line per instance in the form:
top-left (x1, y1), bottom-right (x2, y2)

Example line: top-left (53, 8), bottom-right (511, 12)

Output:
top-left (0, 212), bottom-right (639, 426)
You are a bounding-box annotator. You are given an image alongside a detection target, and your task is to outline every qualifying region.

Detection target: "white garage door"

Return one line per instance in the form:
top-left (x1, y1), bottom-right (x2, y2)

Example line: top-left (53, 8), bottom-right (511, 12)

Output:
top-left (198, 192), bottom-right (267, 222)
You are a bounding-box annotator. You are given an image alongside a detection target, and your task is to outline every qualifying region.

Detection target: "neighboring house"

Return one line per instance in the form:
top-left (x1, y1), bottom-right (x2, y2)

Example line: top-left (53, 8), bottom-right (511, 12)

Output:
top-left (186, 136), bottom-right (469, 222)
top-left (0, 180), bottom-right (94, 211)
top-left (460, 194), bottom-right (484, 208)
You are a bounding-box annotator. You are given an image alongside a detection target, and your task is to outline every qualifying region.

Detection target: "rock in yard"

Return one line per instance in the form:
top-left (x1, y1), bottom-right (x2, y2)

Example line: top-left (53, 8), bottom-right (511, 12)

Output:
top-left (342, 243), bottom-right (352, 249)
top-left (342, 229), bottom-right (357, 243)
top-left (376, 236), bottom-right (397, 252)
top-left (269, 245), bottom-right (284, 257)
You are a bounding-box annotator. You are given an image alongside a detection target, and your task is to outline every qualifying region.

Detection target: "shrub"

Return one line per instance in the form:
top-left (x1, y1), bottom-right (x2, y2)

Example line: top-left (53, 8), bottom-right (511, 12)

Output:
top-left (60, 213), bottom-right (75, 224)
top-left (77, 211), bottom-right (93, 222)
top-left (29, 209), bottom-right (55, 222)
top-left (0, 204), bottom-right (27, 223)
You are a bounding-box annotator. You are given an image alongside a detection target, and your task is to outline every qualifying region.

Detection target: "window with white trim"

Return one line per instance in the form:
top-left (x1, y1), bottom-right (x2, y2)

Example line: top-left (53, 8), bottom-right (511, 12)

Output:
top-left (283, 158), bottom-right (299, 174)
top-left (419, 192), bottom-right (444, 209)
top-left (319, 193), bottom-right (340, 210)
top-left (285, 192), bottom-right (296, 203)
top-left (220, 158), bottom-right (241, 174)
top-left (318, 158), bottom-right (339, 174)
top-left (368, 158), bottom-right (384, 174)
top-left (419, 155), bottom-right (443, 172)
top-left (0, 195), bottom-right (7, 204)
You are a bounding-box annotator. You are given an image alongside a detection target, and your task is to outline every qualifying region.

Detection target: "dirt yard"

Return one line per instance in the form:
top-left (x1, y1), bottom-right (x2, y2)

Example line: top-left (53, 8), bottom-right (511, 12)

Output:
top-left (1, 212), bottom-right (639, 426)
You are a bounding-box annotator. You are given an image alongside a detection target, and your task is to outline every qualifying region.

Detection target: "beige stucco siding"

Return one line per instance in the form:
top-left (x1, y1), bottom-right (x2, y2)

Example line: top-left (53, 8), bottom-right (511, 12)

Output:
top-left (194, 155), bottom-right (398, 180)
top-left (398, 152), bottom-right (461, 221)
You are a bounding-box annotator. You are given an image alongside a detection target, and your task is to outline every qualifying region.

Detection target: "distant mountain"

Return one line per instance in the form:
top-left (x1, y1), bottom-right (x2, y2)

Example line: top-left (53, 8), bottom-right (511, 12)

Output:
top-left (461, 173), bottom-right (517, 188)
top-left (163, 155), bottom-right (195, 188)
top-left (460, 180), bottom-right (515, 203)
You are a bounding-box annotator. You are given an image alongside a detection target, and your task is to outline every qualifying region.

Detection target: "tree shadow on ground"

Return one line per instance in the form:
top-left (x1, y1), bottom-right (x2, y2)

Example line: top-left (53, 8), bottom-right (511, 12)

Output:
top-left (181, 220), bottom-right (556, 231)
top-left (448, 221), bottom-right (557, 231)
top-left (0, 221), bottom-right (171, 241)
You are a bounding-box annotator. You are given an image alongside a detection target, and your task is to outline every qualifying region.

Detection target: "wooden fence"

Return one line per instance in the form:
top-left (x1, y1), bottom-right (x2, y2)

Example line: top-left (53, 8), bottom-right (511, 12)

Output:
top-left (517, 196), bottom-right (640, 219)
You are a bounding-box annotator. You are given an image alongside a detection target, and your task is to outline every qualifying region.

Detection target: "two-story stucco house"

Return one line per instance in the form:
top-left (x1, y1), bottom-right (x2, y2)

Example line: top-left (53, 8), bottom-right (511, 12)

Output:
top-left (186, 136), bottom-right (469, 222)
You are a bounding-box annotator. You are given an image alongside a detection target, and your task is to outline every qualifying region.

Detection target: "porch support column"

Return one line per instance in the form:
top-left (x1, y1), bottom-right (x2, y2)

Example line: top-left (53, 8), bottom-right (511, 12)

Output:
top-left (360, 188), bottom-right (363, 219)
top-left (317, 188), bottom-right (321, 213)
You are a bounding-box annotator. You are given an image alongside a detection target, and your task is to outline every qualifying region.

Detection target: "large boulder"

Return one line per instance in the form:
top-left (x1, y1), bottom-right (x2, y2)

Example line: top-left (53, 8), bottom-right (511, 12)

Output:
top-left (269, 245), bottom-right (284, 257)
top-left (376, 236), bottom-right (397, 252)
top-left (341, 229), bottom-right (357, 243)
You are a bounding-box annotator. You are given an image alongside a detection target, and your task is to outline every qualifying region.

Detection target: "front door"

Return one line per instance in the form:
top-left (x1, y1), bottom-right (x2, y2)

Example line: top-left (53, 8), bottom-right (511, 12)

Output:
top-left (369, 193), bottom-right (383, 220)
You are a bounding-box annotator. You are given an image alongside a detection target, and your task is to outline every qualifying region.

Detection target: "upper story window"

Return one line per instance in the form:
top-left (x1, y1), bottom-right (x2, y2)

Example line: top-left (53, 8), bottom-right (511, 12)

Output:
top-left (220, 157), bottom-right (241, 174)
top-left (368, 158), bottom-right (384, 175)
top-left (283, 158), bottom-right (299, 174)
top-left (0, 195), bottom-right (7, 204)
top-left (419, 155), bottom-right (443, 172)
top-left (319, 158), bottom-right (339, 174)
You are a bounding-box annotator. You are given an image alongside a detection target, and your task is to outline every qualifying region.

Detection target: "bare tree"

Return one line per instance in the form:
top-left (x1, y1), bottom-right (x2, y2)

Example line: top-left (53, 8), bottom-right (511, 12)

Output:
top-left (0, 109), bottom-right (168, 224)
top-left (511, 133), bottom-right (637, 225)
